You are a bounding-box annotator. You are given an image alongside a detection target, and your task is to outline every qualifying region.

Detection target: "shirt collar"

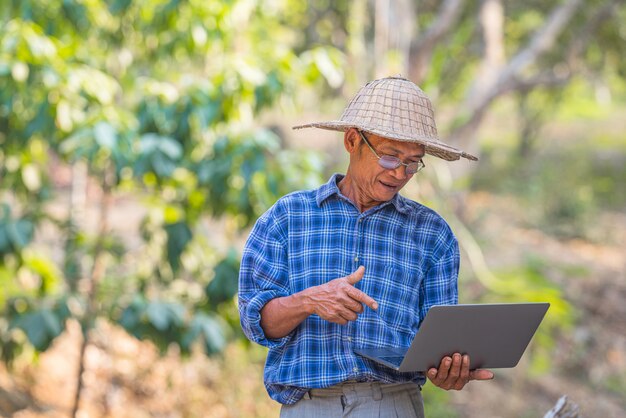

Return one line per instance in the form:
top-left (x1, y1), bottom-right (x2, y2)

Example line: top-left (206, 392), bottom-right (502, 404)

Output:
top-left (315, 174), bottom-right (344, 207)
top-left (316, 173), bottom-right (411, 215)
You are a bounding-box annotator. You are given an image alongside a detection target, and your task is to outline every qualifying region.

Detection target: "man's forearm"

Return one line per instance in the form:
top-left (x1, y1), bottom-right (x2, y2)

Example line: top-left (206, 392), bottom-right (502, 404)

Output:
top-left (260, 289), bottom-right (313, 339)
top-left (260, 268), bottom-right (374, 338)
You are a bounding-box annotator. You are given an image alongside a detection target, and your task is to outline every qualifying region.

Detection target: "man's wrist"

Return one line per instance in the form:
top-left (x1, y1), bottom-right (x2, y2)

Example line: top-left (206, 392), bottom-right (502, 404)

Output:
top-left (296, 286), bottom-right (317, 316)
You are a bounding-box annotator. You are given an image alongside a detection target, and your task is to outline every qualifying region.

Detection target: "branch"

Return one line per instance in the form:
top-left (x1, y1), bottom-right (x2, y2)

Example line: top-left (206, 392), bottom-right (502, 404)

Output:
top-left (497, 0), bottom-right (583, 85)
top-left (567, 0), bottom-right (624, 68)
top-left (505, 70), bottom-right (572, 94)
top-left (449, 0), bottom-right (585, 146)
top-left (449, 69), bottom-right (571, 146)
top-left (408, 0), bottom-right (466, 83)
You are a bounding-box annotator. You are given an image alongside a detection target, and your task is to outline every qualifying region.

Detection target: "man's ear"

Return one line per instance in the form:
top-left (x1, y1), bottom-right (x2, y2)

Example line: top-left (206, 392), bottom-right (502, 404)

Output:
top-left (344, 128), bottom-right (360, 153)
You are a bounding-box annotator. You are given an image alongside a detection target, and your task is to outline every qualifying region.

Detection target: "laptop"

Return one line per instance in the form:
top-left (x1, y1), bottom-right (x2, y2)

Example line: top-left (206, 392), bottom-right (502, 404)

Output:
top-left (354, 302), bottom-right (550, 372)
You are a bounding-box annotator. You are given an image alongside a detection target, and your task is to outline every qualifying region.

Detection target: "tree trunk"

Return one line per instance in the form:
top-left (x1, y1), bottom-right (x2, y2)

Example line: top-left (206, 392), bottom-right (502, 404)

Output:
top-left (71, 166), bottom-right (113, 418)
top-left (465, 0), bottom-right (505, 110)
top-left (389, 0), bottom-right (415, 76)
top-left (346, 0), bottom-right (369, 88)
top-left (374, 0), bottom-right (390, 78)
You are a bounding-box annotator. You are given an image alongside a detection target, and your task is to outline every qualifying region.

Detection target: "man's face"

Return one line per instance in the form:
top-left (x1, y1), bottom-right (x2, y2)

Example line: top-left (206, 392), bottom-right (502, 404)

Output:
top-left (347, 129), bottom-right (426, 204)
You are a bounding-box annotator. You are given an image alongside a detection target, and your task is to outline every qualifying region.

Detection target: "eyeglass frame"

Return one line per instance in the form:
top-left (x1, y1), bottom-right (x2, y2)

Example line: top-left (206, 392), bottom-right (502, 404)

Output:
top-left (357, 130), bottom-right (425, 175)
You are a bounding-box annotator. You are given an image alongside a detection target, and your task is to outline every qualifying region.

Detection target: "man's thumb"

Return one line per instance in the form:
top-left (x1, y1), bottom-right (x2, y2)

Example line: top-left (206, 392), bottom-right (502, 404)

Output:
top-left (346, 266), bottom-right (365, 285)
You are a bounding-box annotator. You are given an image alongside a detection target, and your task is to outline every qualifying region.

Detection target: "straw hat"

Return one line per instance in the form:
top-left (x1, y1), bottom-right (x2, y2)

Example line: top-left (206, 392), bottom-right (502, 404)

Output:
top-left (293, 76), bottom-right (478, 161)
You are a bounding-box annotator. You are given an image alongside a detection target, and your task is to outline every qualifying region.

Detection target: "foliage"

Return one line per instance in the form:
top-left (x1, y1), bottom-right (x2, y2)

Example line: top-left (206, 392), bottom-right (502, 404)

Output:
top-left (472, 128), bottom-right (626, 241)
top-left (7, 297), bottom-right (71, 352)
top-left (480, 257), bottom-right (575, 375)
top-left (422, 383), bottom-right (459, 418)
top-left (0, 0), bottom-right (336, 368)
top-left (2, 1), bottom-right (623, 416)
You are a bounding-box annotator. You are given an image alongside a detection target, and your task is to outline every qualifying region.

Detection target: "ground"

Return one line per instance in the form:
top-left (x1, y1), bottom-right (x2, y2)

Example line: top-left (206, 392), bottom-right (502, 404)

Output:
top-left (1, 188), bottom-right (624, 418)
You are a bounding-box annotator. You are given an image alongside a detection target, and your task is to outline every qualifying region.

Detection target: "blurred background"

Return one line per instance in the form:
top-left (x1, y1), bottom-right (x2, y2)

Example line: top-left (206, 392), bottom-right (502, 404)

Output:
top-left (0, 0), bottom-right (625, 417)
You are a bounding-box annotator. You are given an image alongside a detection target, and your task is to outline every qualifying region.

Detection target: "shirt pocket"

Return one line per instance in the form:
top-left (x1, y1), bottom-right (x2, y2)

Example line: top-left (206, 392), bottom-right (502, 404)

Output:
top-left (374, 265), bottom-right (422, 343)
top-left (353, 264), bottom-right (420, 349)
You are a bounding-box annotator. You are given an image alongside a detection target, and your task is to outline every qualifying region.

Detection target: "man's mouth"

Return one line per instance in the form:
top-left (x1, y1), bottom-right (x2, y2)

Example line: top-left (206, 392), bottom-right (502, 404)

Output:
top-left (380, 181), bottom-right (400, 190)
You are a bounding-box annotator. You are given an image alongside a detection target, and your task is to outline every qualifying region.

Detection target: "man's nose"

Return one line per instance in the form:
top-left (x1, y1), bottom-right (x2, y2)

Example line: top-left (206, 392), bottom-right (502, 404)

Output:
top-left (390, 164), bottom-right (410, 180)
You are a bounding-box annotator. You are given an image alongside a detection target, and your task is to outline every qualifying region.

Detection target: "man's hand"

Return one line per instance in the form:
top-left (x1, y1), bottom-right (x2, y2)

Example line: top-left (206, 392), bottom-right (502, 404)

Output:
top-left (427, 353), bottom-right (494, 391)
top-left (305, 266), bottom-right (378, 325)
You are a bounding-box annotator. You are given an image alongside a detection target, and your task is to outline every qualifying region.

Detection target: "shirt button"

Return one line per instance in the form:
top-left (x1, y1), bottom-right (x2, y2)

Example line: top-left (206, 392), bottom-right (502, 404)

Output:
top-left (353, 367), bottom-right (359, 372)
top-left (354, 256), bottom-right (359, 262)
top-left (346, 337), bottom-right (352, 342)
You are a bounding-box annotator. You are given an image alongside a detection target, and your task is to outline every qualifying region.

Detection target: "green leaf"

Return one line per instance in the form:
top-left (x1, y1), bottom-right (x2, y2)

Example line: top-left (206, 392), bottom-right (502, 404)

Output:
top-left (109, 0), bottom-right (132, 14)
top-left (186, 313), bottom-right (226, 355)
top-left (145, 301), bottom-right (186, 331)
top-left (146, 301), bottom-right (170, 331)
top-left (206, 250), bottom-right (240, 306)
top-left (202, 101), bottom-right (222, 127)
top-left (164, 221), bottom-right (192, 272)
top-left (151, 151), bottom-right (177, 178)
top-left (25, 100), bottom-right (53, 138)
top-left (201, 317), bottom-right (226, 354)
top-left (58, 129), bottom-right (94, 160)
top-left (119, 298), bottom-right (145, 331)
top-left (6, 219), bottom-right (34, 250)
top-left (93, 121), bottom-right (117, 150)
top-left (140, 133), bottom-right (182, 159)
top-left (0, 226), bottom-right (10, 253)
top-left (9, 309), bottom-right (63, 351)
top-left (43, 308), bottom-right (62, 336)
top-left (22, 253), bottom-right (62, 294)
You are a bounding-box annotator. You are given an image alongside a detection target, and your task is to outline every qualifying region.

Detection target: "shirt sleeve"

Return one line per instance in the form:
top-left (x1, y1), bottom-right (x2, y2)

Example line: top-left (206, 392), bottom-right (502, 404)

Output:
top-left (418, 228), bottom-right (460, 323)
top-left (238, 203), bottom-right (292, 348)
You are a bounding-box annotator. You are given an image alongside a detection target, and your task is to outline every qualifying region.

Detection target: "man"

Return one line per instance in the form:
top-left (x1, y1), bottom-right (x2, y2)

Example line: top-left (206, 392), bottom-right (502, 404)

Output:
top-left (238, 76), bottom-right (493, 417)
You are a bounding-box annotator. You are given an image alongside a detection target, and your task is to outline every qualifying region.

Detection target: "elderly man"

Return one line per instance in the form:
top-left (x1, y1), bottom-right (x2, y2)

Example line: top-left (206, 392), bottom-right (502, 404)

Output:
top-left (238, 76), bottom-right (493, 417)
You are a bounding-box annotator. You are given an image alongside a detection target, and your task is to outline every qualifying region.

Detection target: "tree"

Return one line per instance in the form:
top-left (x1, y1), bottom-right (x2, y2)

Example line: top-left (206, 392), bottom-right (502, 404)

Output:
top-left (0, 0), bottom-right (341, 415)
top-left (405, 0), bottom-right (625, 156)
top-left (296, 0), bottom-right (625, 155)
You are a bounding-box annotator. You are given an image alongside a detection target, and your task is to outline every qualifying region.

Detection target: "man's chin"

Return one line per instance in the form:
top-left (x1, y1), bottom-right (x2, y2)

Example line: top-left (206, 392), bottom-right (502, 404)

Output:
top-left (375, 189), bottom-right (398, 202)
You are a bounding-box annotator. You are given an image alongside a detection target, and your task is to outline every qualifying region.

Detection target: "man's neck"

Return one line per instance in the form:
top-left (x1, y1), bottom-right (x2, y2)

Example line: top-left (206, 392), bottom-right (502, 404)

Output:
top-left (337, 173), bottom-right (380, 213)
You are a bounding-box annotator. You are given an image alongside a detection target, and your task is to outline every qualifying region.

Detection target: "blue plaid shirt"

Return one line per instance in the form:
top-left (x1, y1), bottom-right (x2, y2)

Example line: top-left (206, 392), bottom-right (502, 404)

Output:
top-left (238, 174), bottom-right (459, 405)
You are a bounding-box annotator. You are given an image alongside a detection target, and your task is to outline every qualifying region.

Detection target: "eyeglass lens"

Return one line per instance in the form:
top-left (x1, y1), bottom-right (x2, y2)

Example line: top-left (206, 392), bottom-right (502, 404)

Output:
top-left (359, 130), bottom-right (423, 174)
top-left (379, 155), bottom-right (421, 174)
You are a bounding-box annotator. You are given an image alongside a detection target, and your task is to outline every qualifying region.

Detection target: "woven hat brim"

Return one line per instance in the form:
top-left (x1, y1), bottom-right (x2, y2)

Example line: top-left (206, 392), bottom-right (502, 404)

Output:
top-left (293, 121), bottom-right (478, 162)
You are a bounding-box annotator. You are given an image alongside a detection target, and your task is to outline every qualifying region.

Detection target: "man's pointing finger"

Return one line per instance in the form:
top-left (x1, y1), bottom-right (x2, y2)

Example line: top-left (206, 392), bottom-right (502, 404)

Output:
top-left (344, 266), bottom-right (378, 310)
top-left (347, 287), bottom-right (378, 311)
top-left (345, 266), bottom-right (365, 285)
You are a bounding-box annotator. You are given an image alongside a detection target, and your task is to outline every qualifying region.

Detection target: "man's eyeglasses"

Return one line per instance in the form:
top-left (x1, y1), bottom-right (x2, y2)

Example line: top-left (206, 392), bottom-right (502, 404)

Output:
top-left (358, 130), bottom-right (425, 175)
